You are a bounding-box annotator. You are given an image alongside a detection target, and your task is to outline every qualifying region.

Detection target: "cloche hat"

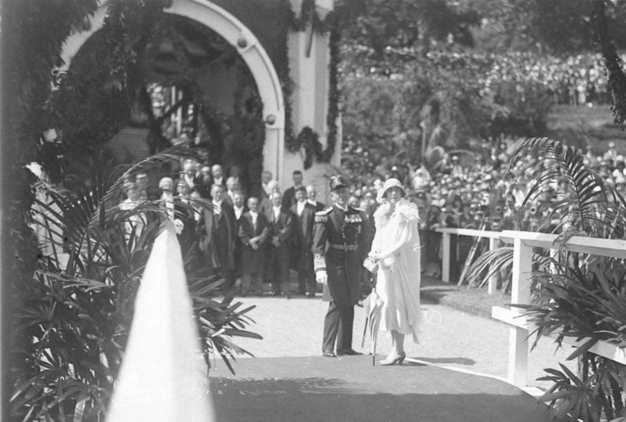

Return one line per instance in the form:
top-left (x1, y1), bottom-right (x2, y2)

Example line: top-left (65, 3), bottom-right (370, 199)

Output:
top-left (377, 178), bottom-right (405, 203)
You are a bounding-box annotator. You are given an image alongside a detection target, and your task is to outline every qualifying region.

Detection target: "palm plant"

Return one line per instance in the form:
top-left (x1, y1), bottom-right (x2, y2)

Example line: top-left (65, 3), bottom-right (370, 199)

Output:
top-left (467, 137), bottom-right (626, 421)
top-left (9, 148), bottom-right (261, 421)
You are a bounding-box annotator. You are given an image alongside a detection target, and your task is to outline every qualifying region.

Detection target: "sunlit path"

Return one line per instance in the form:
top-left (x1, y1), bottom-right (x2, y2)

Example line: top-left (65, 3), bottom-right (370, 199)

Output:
top-left (226, 296), bottom-right (573, 390)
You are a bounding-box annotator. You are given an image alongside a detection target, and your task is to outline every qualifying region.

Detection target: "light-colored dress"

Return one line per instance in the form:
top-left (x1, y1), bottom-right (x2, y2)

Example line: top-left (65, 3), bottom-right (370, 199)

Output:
top-left (370, 199), bottom-right (422, 342)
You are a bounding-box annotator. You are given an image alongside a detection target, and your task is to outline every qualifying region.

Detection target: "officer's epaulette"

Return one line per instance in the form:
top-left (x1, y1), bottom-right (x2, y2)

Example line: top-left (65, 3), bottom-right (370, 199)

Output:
top-left (314, 207), bottom-right (332, 223)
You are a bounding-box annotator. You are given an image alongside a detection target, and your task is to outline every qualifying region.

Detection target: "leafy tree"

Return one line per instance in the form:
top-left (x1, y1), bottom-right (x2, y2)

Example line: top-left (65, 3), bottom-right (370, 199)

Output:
top-left (467, 0), bottom-right (626, 126)
top-left (336, 0), bottom-right (481, 57)
top-left (469, 0), bottom-right (626, 55)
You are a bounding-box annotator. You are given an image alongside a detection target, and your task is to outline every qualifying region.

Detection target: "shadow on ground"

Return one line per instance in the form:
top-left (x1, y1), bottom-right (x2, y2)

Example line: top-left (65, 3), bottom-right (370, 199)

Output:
top-left (419, 276), bottom-right (510, 318)
top-left (420, 286), bottom-right (457, 305)
top-left (209, 356), bottom-right (556, 422)
top-left (411, 356), bottom-right (476, 366)
top-left (420, 275), bottom-right (458, 306)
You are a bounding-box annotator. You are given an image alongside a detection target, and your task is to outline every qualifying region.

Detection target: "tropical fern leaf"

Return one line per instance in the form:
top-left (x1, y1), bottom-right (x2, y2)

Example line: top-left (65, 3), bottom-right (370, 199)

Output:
top-left (509, 137), bottom-right (618, 236)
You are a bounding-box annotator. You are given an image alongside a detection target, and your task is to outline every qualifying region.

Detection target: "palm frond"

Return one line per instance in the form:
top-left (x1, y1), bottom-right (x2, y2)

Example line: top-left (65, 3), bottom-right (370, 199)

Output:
top-left (15, 148), bottom-right (260, 421)
top-left (100, 145), bottom-right (200, 206)
top-left (509, 137), bottom-right (618, 236)
top-left (464, 246), bottom-right (513, 289)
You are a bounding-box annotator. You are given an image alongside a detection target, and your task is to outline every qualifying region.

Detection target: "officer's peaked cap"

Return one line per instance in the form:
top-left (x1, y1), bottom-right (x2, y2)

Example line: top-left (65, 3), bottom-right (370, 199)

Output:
top-left (329, 175), bottom-right (348, 191)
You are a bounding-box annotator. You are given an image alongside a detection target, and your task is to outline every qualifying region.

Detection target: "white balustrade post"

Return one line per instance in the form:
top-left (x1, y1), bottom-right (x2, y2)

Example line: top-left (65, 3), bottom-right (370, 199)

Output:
top-left (488, 237), bottom-right (498, 295)
top-left (508, 238), bottom-right (532, 387)
top-left (441, 232), bottom-right (451, 283)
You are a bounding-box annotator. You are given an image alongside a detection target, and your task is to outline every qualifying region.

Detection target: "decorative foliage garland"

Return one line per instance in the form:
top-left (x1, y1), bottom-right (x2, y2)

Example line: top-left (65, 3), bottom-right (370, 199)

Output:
top-left (322, 21), bottom-right (340, 162)
top-left (279, 0), bottom-right (296, 155)
top-left (296, 126), bottom-right (323, 169)
top-left (287, 1), bottom-right (341, 168)
top-left (291, 0), bottom-right (335, 33)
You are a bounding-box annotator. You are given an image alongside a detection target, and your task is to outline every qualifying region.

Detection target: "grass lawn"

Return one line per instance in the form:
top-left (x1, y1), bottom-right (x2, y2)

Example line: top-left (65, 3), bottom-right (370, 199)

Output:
top-left (548, 104), bottom-right (626, 153)
top-left (420, 275), bottom-right (510, 318)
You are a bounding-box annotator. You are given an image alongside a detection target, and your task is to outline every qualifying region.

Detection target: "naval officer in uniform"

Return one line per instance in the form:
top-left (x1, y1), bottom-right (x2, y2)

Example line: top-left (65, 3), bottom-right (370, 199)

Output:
top-left (312, 176), bottom-right (371, 357)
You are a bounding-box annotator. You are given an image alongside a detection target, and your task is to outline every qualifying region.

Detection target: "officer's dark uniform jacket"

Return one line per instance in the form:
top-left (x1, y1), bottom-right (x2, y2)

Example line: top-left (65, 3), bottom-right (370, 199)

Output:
top-left (312, 205), bottom-right (369, 307)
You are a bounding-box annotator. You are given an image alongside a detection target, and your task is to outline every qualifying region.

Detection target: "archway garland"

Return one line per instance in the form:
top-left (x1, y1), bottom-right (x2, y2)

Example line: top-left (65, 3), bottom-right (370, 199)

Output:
top-left (286, 0), bottom-right (341, 169)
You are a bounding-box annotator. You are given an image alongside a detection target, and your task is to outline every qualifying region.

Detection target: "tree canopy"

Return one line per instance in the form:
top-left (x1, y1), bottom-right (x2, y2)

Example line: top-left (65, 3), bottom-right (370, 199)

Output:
top-left (335, 0), bottom-right (480, 56)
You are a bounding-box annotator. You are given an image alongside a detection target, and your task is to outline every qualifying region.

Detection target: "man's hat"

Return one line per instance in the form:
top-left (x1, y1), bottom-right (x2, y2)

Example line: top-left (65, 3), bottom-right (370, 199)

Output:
top-left (329, 175), bottom-right (348, 191)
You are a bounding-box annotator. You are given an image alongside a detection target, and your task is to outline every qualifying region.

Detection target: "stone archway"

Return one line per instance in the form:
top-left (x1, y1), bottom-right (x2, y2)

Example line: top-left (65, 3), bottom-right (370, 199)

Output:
top-left (56, 0), bottom-right (285, 182)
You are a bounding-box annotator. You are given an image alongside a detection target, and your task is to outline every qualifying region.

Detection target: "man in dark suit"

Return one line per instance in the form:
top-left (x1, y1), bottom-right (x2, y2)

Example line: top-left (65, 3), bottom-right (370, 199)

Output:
top-left (312, 176), bottom-right (371, 357)
top-left (181, 160), bottom-right (201, 192)
top-left (197, 165), bottom-right (213, 199)
top-left (199, 184), bottom-right (236, 291)
top-left (281, 170), bottom-right (304, 210)
top-left (290, 186), bottom-right (316, 297)
top-left (232, 190), bottom-right (246, 289)
top-left (266, 191), bottom-right (296, 296)
top-left (261, 170), bottom-right (274, 199)
top-left (232, 190), bottom-right (246, 225)
top-left (306, 184), bottom-right (325, 211)
top-left (225, 176), bottom-right (241, 207)
top-left (211, 164), bottom-right (225, 187)
top-left (238, 196), bottom-right (269, 295)
top-left (173, 179), bottom-right (197, 250)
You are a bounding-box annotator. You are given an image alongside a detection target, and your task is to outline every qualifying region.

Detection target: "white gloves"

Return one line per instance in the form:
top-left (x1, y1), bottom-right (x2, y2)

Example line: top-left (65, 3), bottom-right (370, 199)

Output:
top-left (173, 218), bottom-right (184, 235)
top-left (316, 270), bottom-right (328, 285)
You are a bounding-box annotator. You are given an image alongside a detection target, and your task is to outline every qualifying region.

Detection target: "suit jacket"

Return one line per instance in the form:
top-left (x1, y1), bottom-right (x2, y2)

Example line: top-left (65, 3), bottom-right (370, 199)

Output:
top-left (266, 206), bottom-right (296, 249)
top-left (238, 211), bottom-right (269, 274)
top-left (309, 200), bottom-right (326, 212)
top-left (259, 197), bottom-right (272, 220)
top-left (224, 191), bottom-right (238, 208)
top-left (290, 202), bottom-right (315, 271)
top-left (232, 205), bottom-right (246, 266)
top-left (197, 180), bottom-right (213, 199)
top-left (281, 186), bottom-right (300, 210)
top-left (182, 174), bottom-right (201, 191)
top-left (233, 205), bottom-right (246, 226)
top-left (199, 201), bottom-right (236, 270)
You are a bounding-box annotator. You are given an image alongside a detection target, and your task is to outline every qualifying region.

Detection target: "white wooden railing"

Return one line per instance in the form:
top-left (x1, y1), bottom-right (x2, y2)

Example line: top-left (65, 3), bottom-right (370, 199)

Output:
top-left (435, 227), bottom-right (626, 388)
top-left (436, 227), bottom-right (502, 294)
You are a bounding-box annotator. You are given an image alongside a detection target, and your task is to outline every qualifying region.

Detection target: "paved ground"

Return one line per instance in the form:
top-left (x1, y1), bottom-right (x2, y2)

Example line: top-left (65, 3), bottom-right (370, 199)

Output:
top-left (210, 356), bottom-right (557, 422)
top-left (226, 296), bottom-right (574, 390)
top-left (204, 295), bottom-right (575, 421)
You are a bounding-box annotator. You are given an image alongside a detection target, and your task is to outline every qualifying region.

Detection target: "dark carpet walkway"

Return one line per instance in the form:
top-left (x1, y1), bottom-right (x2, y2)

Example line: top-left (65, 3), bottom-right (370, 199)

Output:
top-left (209, 355), bottom-right (555, 422)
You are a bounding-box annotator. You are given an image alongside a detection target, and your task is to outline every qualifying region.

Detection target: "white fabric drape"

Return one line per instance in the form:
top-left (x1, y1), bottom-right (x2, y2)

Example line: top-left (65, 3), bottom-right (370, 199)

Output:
top-left (106, 223), bottom-right (215, 422)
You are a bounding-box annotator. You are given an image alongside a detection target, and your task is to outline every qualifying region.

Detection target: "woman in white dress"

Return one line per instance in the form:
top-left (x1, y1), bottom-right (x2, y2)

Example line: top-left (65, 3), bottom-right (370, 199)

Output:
top-left (368, 178), bottom-right (422, 365)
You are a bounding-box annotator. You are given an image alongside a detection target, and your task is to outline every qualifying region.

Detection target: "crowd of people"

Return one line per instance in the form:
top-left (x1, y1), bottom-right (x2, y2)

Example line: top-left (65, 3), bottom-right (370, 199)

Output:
top-left (117, 136), bottom-right (626, 290)
top-left (347, 141), bottom-right (625, 225)
top-left (119, 161), bottom-right (330, 297)
top-left (427, 51), bottom-right (622, 106)
top-left (342, 139), bottom-right (626, 277)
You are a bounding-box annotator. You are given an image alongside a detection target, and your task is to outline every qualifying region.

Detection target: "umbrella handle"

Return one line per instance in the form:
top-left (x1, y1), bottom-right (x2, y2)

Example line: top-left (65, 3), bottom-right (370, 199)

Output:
top-left (361, 316), bottom-right (369, 349)
top-left (372, 336), bottom-right (376, 366)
